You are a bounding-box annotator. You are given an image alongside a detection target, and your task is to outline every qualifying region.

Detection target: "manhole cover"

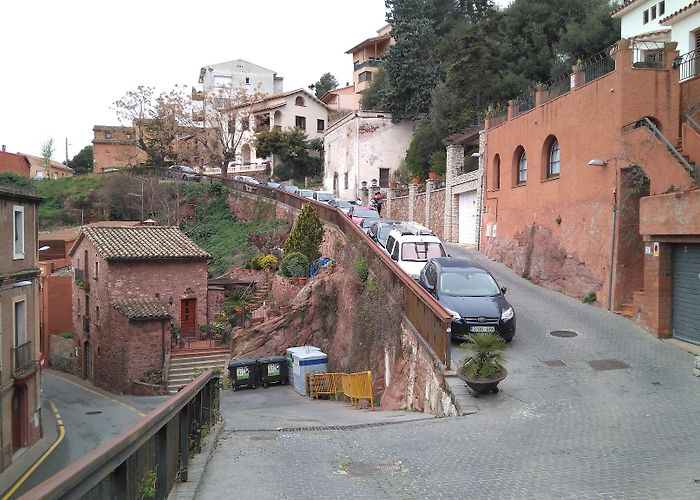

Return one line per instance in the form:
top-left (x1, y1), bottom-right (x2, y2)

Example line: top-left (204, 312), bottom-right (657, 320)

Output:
top-left (85, 411), bottom-right (103, 415)
top-left (543, 359), bottom-right (568, 367)
top-left (588, 359), bottom-right (631, 371)
top-left (549, 330), bottom-right (578, 338)
top-left (344, 461), bottom-right (405, 476)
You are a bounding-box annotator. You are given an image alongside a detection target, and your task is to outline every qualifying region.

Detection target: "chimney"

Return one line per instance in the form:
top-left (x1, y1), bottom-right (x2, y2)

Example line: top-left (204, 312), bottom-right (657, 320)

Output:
top-left (1, 145), bottom-right (5, 152)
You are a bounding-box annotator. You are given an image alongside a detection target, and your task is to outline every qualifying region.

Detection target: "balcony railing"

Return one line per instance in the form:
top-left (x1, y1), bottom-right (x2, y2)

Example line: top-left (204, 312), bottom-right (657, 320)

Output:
top-left (191, 88), bottom-right (205, 101)
top-left (512, 89), bottom-right (535, 117)
top-left (12, 340), bottom-right (34, 378)
top-left (580, 46), bottom-right (616, 84)
top-left (632, 41), bottom-right (665, 69)
top-left (354, 58), bottom-right (383, 71)
top-left (541, 73), bottom-right (571, 104)
top-left (676, 49), bottom-right (700, 82)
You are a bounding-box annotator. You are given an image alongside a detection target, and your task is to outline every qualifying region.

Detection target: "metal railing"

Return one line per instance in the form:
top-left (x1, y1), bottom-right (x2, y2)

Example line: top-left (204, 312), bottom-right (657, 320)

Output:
top-left (22, 370), bottom-right (220, 499)
top-left (632, 41), bottom-right (665, 69)
top-left (12, 340), bottom-right (34, 378)
top-left (220, 178), bottom-right (453, 367)
top-left (676, 49), bottom-right (700, 82)
top-left (580, 47), bottom-right (616, 84)
top-left (512, 90), bottom-right (535, 117)
top-left (354, 59), bottom-right (383, 71)
top-left (487, 108), bottom-right (507, 129)
top-left (541, 73), bottom-right (571, 104)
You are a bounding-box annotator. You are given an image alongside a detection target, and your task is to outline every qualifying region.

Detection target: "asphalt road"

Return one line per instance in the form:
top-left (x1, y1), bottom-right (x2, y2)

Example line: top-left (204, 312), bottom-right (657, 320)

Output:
top-left (7, 371), bottom-right (166, 498)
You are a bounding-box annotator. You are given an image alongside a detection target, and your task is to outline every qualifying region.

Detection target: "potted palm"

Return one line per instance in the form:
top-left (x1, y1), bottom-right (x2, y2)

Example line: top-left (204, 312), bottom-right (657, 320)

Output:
top-left (457, 332), bottom-right (508, 398)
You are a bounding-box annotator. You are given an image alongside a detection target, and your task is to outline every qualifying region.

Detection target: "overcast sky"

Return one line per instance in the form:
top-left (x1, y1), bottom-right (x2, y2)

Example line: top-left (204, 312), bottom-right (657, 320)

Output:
top-left (0, 0), bottom-right (512, 160)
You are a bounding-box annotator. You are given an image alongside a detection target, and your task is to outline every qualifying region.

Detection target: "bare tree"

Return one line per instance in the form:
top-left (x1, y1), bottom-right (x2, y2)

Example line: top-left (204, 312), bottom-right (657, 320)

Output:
top-left (40, 138), bottom-right (55, 177)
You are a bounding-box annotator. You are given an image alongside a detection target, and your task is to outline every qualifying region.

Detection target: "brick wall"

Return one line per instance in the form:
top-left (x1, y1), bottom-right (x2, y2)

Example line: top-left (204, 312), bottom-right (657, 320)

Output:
top-left (49, 334), bottom-right (77, 373)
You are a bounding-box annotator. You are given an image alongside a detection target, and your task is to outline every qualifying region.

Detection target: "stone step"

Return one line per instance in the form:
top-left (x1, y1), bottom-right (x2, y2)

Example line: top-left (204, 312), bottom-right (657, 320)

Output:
top-left (169, 355), bottom-right (230, 368)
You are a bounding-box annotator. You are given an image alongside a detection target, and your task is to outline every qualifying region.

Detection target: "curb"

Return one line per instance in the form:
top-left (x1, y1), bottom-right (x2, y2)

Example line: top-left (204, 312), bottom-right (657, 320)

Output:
top-left (168, 418), bottom-right (225, 500)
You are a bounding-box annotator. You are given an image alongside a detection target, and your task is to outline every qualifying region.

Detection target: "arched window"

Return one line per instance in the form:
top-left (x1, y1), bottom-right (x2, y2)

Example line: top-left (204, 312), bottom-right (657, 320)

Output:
top-left (295, 96), bottom-right (305, 106)
top-left (492, 154), bottom-right (500, 190)
top-left (517, 149), bottom-right (527, 184)
top-left (548, 138), bottom-right (560, 177)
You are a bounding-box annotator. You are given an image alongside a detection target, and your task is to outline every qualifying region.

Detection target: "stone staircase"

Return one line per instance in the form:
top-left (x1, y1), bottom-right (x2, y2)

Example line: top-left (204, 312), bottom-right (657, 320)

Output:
top-left (166, 347), bottom-right (230, 395)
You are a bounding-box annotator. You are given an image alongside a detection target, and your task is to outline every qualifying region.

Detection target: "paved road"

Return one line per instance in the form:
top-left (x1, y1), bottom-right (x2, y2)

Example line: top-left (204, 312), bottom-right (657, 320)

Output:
top-left (199, 246), bottom-right (700, 498)
top-left (6, 371), bottom-right (166, 498)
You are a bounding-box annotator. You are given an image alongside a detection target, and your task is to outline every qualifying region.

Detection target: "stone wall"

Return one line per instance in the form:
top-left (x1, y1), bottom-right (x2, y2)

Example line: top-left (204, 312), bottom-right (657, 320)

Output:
top-left (49, 334), bottom-right (77, 373)
top-left (385, 182), bottom-right (447, 239)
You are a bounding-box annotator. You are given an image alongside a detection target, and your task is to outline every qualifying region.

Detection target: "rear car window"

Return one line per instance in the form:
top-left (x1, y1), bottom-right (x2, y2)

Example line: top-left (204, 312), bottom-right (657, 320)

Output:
top-left (401, 242), bottom-right (445, 262)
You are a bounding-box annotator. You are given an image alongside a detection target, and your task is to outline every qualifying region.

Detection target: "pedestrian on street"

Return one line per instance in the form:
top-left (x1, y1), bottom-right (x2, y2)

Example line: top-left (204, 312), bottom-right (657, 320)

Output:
top-left (373, 191), bottom-right (383, 216)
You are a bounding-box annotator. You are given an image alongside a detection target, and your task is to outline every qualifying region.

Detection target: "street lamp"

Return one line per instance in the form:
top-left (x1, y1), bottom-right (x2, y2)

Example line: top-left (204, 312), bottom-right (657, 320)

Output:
top-left (0, 280), bottom-right (32, 293)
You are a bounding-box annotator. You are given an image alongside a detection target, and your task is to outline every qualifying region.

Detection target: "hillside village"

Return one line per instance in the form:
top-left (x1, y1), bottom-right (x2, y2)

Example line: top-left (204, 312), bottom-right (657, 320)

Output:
top-left (1, 1), bottom-right (700, 498)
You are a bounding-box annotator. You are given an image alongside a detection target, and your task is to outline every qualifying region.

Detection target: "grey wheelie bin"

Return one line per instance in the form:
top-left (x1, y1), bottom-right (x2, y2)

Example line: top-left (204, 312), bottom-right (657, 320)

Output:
top-left (228, 358), bottom-right (259, 390)
top-left (257, 355), bottom-right (289, 387)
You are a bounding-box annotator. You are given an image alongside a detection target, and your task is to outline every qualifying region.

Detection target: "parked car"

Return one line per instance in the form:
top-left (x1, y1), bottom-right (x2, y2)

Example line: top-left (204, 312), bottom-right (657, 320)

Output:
top-left (368, 219), bottom-right (403, 248)
top-left (265, 181), bottom-right (281, 189)
top-left (418, 257), bottom-right (516, 342)
top-left (169, 165), bottom-right (201, 181)
top-left (384, 223), bottom-right (447, 279)
top-left (348, 205), bottom-right (380, 226)
top-left (298, 189), bottom-right (315, 199)
top-left (313, 191), bottom-right (335, 203)
top-left (328, 198), bottom-right (354, 215)
top-left (281, 184), bottom-right (299, 194)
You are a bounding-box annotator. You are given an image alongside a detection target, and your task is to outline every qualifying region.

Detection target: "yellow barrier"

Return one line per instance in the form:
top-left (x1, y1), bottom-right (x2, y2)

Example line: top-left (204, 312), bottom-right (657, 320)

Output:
top-left (341, 371), bottom-right (374, 410)
top-left (307, 372), bottom-right (344, 400)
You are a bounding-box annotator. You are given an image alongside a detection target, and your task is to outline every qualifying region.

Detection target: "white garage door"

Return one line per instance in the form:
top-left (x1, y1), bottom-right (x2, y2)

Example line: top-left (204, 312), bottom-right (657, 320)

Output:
top-left (458, 191), bottom-right (477, 245)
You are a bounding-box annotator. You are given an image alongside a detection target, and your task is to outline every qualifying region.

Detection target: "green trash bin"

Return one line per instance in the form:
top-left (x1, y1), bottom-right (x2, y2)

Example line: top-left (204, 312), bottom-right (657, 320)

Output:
top-left (227, 358), bottom-right (259, 390)
top-left (257, 355), bottom-right (289, 387)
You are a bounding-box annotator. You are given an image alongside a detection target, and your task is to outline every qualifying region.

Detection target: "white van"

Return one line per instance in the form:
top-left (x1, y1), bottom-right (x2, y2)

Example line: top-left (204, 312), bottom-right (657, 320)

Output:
top-left (312, 191), bottom-right (335, 203)
top-left (384, 223), bottom-right (447, 280)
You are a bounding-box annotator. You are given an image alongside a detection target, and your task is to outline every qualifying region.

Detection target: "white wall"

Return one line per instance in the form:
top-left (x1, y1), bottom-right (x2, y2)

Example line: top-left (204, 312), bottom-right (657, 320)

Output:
top-left (669, 11), bottom-right (700, 54)
top-left (619, 0), bottom-right (684, 39)
top-left (323, 112), bottom-right (415, 200)
top-left (202, 59), bottom-right (281, 96)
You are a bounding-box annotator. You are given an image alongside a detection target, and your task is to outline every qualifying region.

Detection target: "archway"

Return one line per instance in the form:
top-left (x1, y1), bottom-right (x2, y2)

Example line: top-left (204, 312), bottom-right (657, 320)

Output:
top-left (11, 385), bottom-right (27, 452)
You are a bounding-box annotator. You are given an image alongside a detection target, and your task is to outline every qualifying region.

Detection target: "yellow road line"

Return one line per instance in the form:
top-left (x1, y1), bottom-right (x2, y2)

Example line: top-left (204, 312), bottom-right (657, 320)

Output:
top-left (1, 402), bottom-right (65, 500)
top-left (50, 374), bottom-right (145, 417)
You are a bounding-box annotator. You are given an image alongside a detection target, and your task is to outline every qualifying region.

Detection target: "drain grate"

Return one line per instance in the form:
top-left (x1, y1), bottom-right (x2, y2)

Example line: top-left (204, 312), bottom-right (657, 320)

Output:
top-left (543, 359), bottom-right (568, 367)
top-left (549, 330), bottom-right (578, 338)
top-left (249, 435), bottom-right (278, 441)
top-left (85, 411), bottom-right (103, 415)
top-left (344, 461), bottom-right (405, 476)
top-left (231, 418), bottom-right (434, 433)
top-left (588, 359), bottom-right (631, 371)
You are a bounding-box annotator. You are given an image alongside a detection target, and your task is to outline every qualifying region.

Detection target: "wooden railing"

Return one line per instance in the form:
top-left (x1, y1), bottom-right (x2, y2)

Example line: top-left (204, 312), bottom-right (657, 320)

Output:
top-left (219, 177), bottom-right (452, 367)
top-left (20, 370), bottom-right (220, 499)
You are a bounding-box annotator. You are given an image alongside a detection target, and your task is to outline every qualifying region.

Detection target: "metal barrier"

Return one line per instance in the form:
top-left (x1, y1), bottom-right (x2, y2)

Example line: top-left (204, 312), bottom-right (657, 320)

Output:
top-left (342, 371), bottom-right (374, 409)
top-left (21, 370), bottom-right (220, 499)
top-left (541, 73), bottom-right (571, 104)
top-left (676, 49), bottom-right (700, 82)
top-left (308, 372), bottom-right (344, 400)
top-left (580, 46), bottom-right (616, 84)
top-left (217, 176), bottom-right (452, 368)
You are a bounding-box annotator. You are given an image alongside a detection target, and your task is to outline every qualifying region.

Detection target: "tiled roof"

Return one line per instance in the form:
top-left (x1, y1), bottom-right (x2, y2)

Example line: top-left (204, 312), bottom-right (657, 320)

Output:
top-left (0, 151), bottom-right (31, 177)
top-left (345, 33), bottom-right (392, 54)
top-left (22, 154), bottom-right (75, 174)
top-left (76, 226), bottom-right (210, 260)
top-left (112, 298), bottom-right (171, 321)
top-left (660, 1), bottom-right (700, 24)
top-left (230, 88), bottom-right (331, 112)
top-left (610, 0), bottom-right (642, 16)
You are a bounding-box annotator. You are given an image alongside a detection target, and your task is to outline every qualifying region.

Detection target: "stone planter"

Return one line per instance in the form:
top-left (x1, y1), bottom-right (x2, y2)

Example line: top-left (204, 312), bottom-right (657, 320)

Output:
top-left (410, 177), bottom-right (421, 185)
top-left (428, 171), bottom-right (439, 180)
top-left (389, 181), bottom-right (398, 189)
top-left (456, 367), bottom-right (507, 398)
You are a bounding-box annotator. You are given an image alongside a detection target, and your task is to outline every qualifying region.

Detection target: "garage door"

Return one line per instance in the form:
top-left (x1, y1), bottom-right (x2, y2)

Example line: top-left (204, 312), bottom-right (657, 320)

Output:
top-left (458, 191), bottom-right (477, 245)
top-left (672, 244), bottom-right (700, 345)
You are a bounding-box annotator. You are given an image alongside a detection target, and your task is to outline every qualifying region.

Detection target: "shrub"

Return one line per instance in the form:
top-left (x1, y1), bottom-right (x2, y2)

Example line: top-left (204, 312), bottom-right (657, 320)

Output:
top-left (355, 256), bottom-right (369, 284)
top-left (259, 254), bottom-right (279, 270)
top-left (280, 252), bottom-right (310, 277)
top-left (284, 204), bottom-right (324, 263)
top-left (582, 292), bottom-right (597, 304)
top-left (57, 332), bottom-right (74, 339)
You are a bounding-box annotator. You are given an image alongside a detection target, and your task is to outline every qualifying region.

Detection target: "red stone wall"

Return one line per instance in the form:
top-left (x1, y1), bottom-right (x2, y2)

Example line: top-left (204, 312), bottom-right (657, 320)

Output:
top-left (92, 142), bottom-right (144, 173)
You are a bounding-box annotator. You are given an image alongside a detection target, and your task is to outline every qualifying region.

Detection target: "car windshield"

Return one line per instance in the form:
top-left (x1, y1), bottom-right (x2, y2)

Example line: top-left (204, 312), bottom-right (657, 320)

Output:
top-left (317, 193), bottom-right (334, 201)
top-left (438, 271), bottom-right (501, 297)
top-left (354, 208), bottom-right (378, 218)
top-left (400, 242), bottom-right (445, 262)
top-left (181, 167), bottom-right (195, 173)
top-left (378, 225), bottom-right (394, 243)
top-left (335, 199), bottom-right (352, 208)
top-left (299, 190), bottom-right (313, 197)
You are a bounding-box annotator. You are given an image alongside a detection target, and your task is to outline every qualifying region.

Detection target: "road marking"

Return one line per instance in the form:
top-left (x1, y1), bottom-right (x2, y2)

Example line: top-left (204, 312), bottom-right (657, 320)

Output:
top-left (49, 373), bottom-right (145, 417)
top-left (1, 402), bottom-right (65, 500)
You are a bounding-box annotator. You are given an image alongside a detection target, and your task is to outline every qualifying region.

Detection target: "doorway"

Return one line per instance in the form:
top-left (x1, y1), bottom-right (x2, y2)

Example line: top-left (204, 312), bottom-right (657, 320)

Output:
top-left (12, 385), bottom-right (27, 453)
top-left (181, 299), bottom-right (197, 340)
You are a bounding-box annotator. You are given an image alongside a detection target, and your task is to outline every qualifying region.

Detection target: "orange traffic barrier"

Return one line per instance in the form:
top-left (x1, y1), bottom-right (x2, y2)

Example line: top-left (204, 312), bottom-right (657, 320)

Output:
top-left (341, 371), bottom-right (374, 410)
top-left (307, 372), bottom-right (344, 400)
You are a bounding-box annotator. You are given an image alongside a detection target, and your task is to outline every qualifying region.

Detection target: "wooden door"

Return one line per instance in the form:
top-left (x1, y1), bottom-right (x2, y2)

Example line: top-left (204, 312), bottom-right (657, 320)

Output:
top-left (12, 386), bottom-right (26, 451)
top-left (181, 299), bottom-right (197, 339)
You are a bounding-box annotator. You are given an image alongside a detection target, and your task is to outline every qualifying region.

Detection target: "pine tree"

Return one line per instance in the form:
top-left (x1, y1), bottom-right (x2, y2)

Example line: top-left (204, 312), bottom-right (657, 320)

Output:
top-left (284, 204), bottom-right (324, 263)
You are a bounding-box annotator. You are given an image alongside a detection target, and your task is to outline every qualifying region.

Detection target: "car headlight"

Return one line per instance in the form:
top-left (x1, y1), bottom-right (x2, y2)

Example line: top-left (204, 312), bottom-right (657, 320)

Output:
top-left (445, 307), bottom-right (461, 321)
top-left (501, 307), bottom-right (514, 322)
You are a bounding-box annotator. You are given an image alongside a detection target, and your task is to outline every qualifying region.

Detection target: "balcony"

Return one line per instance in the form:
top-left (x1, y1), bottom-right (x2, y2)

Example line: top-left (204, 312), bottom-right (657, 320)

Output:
top-left (191, 88), bottom-right (205, 101)
top-left (12, 341), bottom-right (35, 378)
top-left (83, 316), bottom-right (91, 335)
top-left (354, 58), bottom-right (383, 72)
top-left (192, 111), bottom-right (205, 122)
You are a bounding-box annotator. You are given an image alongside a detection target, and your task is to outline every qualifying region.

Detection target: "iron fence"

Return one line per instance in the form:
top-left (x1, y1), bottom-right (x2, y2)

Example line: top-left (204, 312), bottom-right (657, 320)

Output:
top-left (541, 73), bottom-right (571, 104)
top-left (676, 49), bottom-right (700, 81)
top-left (632, 41), bottom-right (665, 69)
top-left (12, 340), bottom-right (34, 378)
top-left (512, 90), bottom-right (535, 117)
top-left (580, 46), bottom-right (616, 84)
top-left (487, 108), bottom-right (507, 128)
top-left (21, 370), bottom-right (220, 499)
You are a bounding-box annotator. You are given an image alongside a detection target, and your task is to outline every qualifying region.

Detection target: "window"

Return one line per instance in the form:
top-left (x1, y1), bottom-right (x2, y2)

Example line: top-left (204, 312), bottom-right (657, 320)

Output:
top-left (241, 117), bottom-right (249, 131)
top-left (295, 96), bottom-right (305, 106)
top-left (517, 150), bottom-right (527, 184)
top-left (14, 299), bottom-right (26, 346)
top-left (317, 119), bottom-right (325, 132)
top-left (659, 1), bottom-right (665, 15)
top-left (492, 155), bottom-right (501, 190)
top-left (214, 98), bottom-right (227, 109)
top-left (651, 5), bottom-right (656, 19)
top-left (359, 71), bottom-right (373, 83)
top-left (245, 77), bottom-right (250, 85)
top-left (13, 205), bottom-right (24, 260)
top-left (643, 9), bottom-right (649, 23)
top-left (401, 242), bottom-right (446, 262)
top-left (295, 116), bottom-right (306, 130)
top-left (213, 75), bottom-right (230, 86)
top-left (379, 168), bottom-right (390, 188)
top-left (95, 261), bottom-right (99, 280)
top-left (344, 172), bottom-right (348, 190)
top-left (548, 139), bottom-right (560, 177)
top-left (105, 131), bottom-right (112, 140)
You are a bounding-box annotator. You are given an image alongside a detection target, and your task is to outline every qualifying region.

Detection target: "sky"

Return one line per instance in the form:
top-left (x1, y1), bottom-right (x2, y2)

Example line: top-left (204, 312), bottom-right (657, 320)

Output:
top-left (0, 0), bottom-right (512, 161)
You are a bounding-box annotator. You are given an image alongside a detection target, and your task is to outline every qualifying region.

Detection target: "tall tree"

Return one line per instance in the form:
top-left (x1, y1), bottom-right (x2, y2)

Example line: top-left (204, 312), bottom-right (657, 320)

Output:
top-left (312, 73), bottom-right (338, 99)
top-left (67, 145), bottom-right (94, 175)
top-left (360, 68), bottom-right (389, 110)
top-left (253, 128), bottom-right (317, 180)
top-left (40, 138), bottom-right (55, 177)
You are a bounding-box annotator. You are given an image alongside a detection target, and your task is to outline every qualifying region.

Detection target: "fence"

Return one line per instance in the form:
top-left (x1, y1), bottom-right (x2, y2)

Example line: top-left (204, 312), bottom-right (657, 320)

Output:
top-left (632, 40), bottom-right (665, 69)
top-left (487, 108), bottom-right (507, 129)
top-left (21, 370), bottom-right (220, 499)
top-left (342, 371), bottom-right (374, 409)
top-left (218, 177), bottom-right (452, 368)
top-left (677, 49), bottom-right (699, 82)
top-left (541, 73), bottom-right (571, 104)
top-left (581, 46), bottom-right (616, 84)
top-left (512, 89), bottom-right (535, 117)
top-left (308, 372), bottom-right (344, 400)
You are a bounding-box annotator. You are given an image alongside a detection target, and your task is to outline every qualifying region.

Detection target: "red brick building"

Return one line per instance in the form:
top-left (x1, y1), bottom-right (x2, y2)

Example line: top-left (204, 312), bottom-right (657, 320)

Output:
top-left (92, 125), bottom-right (145, 173)
top-left (0, 150), bottom-right (31, 178)
top-left (69, 226), bottom-right (210, 393)
top-left (481, 39), bottom-right (699, 342)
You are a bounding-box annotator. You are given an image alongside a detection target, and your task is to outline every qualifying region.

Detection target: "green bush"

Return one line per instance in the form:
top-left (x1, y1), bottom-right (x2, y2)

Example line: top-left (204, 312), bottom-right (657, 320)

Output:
top-left (582, 292), bottom-right (597, 304)
top-left (259, 254), bottom-right (279, 270)
top-left (280, 252), bottom-right (310, 277)
top-left (57, 332), bottom-right (74, 339)
top-left (284, 204), bottom-right (324, 263)
top-left (355, 256), bottom-right (369, 284)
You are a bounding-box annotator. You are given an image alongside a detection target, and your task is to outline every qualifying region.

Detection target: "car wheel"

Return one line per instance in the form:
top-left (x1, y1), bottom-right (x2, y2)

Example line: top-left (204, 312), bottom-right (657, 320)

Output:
top-left (182, 174), bottom-right (187, 181)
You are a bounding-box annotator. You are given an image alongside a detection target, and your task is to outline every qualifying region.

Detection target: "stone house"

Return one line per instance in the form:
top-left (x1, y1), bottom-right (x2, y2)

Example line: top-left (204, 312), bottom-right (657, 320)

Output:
top-left (23, 154), bottom-right (74, 180)
top-left (92, 125), bottom-right (144, 173)
top-left (0, 181), bottom-right (42, 472)
top-left (69, 225), bottom-right (210, 393)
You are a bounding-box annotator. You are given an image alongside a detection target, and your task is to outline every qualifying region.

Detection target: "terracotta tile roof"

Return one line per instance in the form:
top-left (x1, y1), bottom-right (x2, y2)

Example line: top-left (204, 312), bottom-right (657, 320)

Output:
top-left (628, 27), bottom-right (671, 39)
top-left (660, 1), bottom-right (700, 24)
top-left (112, 297), bottom-right (171, 321)
top-left (345, 33), bottom-right (392, 54)
top-left (76, 226), bottom-right (210, 260)
top-left (230, 88), bottom-right (331, 112)
top-left (610, 0), bottom-right (642, 16)
top-left (22, 154), bottom-right (75, 174)
top-left (0, 151), bottom-right (31, 177)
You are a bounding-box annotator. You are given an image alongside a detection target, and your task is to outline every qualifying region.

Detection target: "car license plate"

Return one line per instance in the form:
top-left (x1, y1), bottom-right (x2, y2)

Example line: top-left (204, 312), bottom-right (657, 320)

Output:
top-left (470, 326), bottom-right (495, 333)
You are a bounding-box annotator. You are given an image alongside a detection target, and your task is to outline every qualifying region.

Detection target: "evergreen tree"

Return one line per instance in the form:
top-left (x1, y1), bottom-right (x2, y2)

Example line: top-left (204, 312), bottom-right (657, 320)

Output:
top-left (312, 73), bottom-right (339, 99)
top-left (67, 145), bottom-right (94, 175)
top-left (360, 69), bottom-right (389, 110)
top-left (284, 204), bottom-right (324, 263)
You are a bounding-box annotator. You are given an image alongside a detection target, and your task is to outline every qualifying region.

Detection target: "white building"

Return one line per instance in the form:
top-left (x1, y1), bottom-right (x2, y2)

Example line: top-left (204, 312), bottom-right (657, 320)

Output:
top-left (323, 111), bottom-right (415, 200)
top-left (197, 59), bottom-right (283, 96)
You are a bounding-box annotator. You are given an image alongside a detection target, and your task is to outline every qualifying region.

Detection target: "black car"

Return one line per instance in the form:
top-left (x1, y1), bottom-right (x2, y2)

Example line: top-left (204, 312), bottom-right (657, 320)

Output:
top-left (419, 257), bottom-right (516, 342)
top-left (368, 219), bottom-right (403, 248)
